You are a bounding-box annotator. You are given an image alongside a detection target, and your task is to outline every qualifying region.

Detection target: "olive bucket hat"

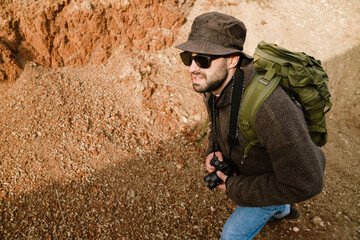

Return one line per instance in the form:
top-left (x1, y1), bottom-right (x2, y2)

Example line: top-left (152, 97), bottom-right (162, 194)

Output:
top-left (175, 12), bottom-right (253, 61)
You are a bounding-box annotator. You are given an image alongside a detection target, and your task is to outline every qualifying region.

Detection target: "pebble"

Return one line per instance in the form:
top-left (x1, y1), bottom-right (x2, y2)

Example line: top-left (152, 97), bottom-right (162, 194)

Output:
top-left (128, 190), bottom-right (135, 198)
top-left (311, 216), bottom-right (322, 225)
top-left (312, 216), bottom-right (327, 228)
top-left (176, 163), bottom-right (184, 169)
top-left (293, 227), bottom-right (300, 232)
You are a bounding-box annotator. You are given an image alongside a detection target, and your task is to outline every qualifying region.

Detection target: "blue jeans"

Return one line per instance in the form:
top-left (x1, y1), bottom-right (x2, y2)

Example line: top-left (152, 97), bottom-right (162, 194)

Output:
top-left (221, 204), bottom-right (290, 240)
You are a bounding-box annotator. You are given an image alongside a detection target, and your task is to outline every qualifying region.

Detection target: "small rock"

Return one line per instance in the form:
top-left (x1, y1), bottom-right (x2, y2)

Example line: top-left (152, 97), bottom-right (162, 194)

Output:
top-left (128, 190), bottom-right (135, 198)
top-left (311, 216), bottom-right (322, 225)
top-left (293, 227), bottom-right (300, 232)
top-left (176, 163), bottom-right (184, 169)
top-left (29, 62), bottom-right (37, 67)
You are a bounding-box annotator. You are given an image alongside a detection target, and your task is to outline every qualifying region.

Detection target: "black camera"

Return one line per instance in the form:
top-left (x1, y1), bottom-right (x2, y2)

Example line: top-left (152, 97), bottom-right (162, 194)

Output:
top-left (204, 156), bottom-right (233, 190)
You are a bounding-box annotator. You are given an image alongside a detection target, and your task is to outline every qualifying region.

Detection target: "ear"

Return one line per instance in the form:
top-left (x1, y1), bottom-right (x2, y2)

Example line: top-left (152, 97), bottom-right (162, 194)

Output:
top-left (227, 54), bottom-right (240, 69)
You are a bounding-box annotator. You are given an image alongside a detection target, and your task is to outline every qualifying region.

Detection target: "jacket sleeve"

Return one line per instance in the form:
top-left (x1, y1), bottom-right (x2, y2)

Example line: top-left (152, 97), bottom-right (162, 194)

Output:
top-left (226, 86), bottom-right (326, 207)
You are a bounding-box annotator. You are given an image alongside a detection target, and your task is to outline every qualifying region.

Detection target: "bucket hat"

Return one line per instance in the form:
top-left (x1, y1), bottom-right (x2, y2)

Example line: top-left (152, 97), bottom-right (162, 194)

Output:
top-left (175, 12), bottom-right (253, 61)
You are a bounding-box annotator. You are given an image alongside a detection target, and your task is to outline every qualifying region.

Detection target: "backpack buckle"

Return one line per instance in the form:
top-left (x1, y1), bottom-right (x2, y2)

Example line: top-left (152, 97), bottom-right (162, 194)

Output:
top-left (241, 121), bottom-right (250, 131)
top-left (259, 68), bottom-right (276, 85)
top-left (259, 77), bottom-right (270, 85)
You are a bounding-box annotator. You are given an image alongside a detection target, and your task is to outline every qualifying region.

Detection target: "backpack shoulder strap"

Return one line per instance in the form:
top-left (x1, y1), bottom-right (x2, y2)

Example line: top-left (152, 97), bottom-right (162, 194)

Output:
top-left (239, 66), bottom-right (281, 159)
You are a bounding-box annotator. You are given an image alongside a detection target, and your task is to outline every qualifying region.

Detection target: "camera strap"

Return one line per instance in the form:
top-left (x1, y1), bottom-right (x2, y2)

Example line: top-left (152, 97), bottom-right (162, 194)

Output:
top-left (209, 94), bottom-right (217, 157)
top-left (209, 67), bottom-right (245, 159)
top-left (228, 67), bottom-right (245, 148)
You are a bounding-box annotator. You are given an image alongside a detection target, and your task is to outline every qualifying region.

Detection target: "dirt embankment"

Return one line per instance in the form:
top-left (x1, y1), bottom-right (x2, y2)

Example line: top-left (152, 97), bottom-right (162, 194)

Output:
top-left (0, 0), bottom-right (202, 197)
top-left (0, 0), bottom-right (191, 80)
top-left (1, 0), bottom-right (359, 239)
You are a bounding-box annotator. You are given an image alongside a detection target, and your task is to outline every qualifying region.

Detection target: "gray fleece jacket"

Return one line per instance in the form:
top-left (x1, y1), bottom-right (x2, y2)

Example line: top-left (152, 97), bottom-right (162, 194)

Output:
top-left (204, 61), bottom-right (326, 207)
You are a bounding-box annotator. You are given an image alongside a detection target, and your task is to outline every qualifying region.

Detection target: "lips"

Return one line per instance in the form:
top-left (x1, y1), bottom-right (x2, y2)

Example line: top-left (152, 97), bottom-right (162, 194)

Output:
top-left (192, 76), bottom-right (202, 83)
top-left (192, 74), bottom-right (204, 84)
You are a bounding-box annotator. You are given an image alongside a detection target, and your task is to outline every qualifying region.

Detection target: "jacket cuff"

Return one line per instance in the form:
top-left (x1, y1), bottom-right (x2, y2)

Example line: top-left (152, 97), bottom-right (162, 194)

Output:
top-left (225, 175), bottom-right (232, 189)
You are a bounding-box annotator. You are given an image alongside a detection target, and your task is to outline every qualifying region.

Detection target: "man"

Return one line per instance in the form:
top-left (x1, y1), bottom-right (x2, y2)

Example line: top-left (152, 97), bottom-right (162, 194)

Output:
top-left (175, 12), bottom-right (326, 239)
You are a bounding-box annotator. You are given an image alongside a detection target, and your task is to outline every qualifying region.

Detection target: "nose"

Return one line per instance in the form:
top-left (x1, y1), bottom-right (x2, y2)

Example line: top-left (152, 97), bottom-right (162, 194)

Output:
top-left (189, 60), bottom-right (201, 73)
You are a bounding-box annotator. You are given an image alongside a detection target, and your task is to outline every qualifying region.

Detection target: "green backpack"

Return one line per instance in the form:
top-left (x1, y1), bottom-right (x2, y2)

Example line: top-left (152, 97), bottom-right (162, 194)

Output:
top-left (196, 41), bottom-right (332, 159)
top-left (240, 41), bottom-right (332, 158)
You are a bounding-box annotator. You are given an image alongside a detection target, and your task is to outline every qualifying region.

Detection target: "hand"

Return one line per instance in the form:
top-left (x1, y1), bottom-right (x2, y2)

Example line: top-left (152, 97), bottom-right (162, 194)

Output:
top-left (205, 151), bottom-right (224, 173)
top-left (216, 171), bottom-right (228, 191)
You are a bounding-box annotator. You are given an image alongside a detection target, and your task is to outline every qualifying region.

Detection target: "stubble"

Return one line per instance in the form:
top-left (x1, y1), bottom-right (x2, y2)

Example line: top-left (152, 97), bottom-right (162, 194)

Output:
top-left (192, 62), bottom-right (228, 93)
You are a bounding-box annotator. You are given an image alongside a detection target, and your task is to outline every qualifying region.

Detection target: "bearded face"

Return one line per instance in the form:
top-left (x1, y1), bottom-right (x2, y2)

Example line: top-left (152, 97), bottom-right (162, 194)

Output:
top-left (191, 58), bottom-right (229, 93)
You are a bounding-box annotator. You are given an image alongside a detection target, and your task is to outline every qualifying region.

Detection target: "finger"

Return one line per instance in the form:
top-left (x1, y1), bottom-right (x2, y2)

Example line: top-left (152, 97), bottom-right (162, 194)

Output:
top-left (218, 183), bottom-right (226, 191)
top-left (216, 154), bottom-right (224, 162)
top-left (206, 166), bottom-right (216, 173)
top-left (216, 171), bottom-right (228, 182)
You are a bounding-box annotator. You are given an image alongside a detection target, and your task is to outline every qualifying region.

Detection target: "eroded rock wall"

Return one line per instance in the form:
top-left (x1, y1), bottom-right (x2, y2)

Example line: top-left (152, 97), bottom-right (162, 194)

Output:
top-left (0, 0), bottom-right (192, 81)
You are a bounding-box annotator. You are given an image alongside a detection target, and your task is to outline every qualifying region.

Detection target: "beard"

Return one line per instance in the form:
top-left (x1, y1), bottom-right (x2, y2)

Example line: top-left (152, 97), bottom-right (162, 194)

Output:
top-left (192, 63), bottom-right (229, 93)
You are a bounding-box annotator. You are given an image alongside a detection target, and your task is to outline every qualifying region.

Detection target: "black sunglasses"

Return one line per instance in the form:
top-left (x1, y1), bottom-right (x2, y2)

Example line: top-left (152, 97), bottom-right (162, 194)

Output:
top-left (180, 52), bottom-right (225, 69)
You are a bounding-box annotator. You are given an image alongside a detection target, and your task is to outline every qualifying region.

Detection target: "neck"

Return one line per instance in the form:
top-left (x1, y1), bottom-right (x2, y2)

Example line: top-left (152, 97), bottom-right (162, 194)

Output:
top-left (211, 67), bottom-right (237, 96)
